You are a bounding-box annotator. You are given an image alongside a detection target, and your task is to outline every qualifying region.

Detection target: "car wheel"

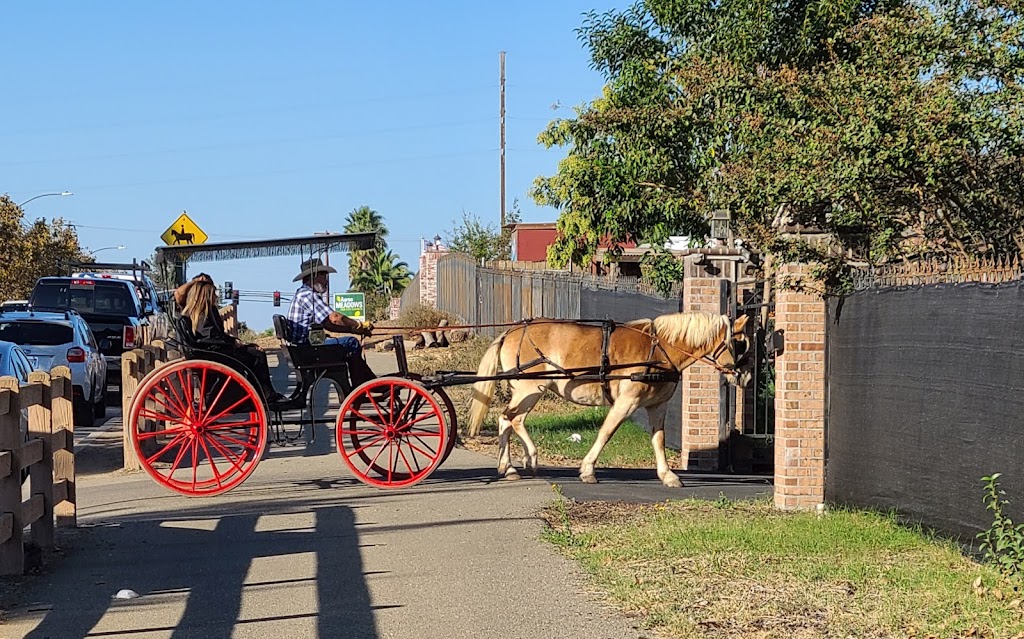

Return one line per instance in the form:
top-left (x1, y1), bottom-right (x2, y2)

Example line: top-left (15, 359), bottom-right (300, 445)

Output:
top-left (93, 382), bottom-right (107, 419)
top-left (75, 397), bottom-right (96, 428)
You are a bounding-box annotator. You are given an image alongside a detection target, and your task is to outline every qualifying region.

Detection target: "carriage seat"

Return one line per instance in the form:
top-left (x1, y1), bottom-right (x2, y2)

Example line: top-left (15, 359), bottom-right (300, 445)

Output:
top-left (172, 315), bottom-right (235, 355)
top-left (272, 314), bottom-right (352, 372)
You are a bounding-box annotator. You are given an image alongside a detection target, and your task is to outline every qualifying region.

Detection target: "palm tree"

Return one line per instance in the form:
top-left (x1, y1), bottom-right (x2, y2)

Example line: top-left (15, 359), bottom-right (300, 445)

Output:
top-left (343, 206), bottom-right (389, 284)
top-left (351, 250), bottom-right (413, 297)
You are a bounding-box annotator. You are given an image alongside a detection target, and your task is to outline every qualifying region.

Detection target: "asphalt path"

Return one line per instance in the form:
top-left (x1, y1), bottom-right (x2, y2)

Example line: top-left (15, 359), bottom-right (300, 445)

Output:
top-left (1, 348), bottom-right (770, 638)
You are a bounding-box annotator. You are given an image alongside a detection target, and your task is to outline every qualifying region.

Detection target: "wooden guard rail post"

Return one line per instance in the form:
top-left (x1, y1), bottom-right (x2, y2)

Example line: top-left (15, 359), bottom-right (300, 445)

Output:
top-left (122, 340), bottom-right (172, 472)
top-left (0, 367), bottom-right (76, 576)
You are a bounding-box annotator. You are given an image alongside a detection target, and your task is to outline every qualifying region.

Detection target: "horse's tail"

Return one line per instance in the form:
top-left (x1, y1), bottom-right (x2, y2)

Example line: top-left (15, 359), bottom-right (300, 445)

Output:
top-left (467, 332), bottom-right (507, 437)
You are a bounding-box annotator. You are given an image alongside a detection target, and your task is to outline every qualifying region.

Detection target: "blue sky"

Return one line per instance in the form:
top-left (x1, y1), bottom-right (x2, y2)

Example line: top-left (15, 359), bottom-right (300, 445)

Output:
top-left (2, 1), bottom-right (624, 330)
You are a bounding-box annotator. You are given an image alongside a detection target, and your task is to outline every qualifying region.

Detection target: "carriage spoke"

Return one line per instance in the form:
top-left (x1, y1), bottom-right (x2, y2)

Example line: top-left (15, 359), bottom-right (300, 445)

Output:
top-left (347, 433), bottom-right (387, 459)
top-left (205, 418), bottom-right (261, 431)
top-left (148, 388), bottom-right (190, 424)
top-left (175, 370), bottom-right (196, 421)
top-left (403, 437), bottom-right (439, 459)
top-left (136, 426), bottom-right (189, 441)
top-left (395, 442), bottom-right (418, 477)
top-left (166, 433), bottom-right (193, 479)
top-left (200, 373), bottom-right (233, 424)
top-left (210, 431), bottom-right (262, 453)
top-left (190, 435), bottom-right (199, 492)
top-left (197, 436), bottom-right (224, 489)
top-left (146, 432), bottom-right (188, 465)
top-left (206, 433), bottom-right (249, 468)
top-left (137, 407), bottom-right (184, 424)
top-left (348, 409), bottom-right (387, 428)
top-left (201, 390), bottom-right (251, 426)
top-left (153, 375), bottom-right (190, 418)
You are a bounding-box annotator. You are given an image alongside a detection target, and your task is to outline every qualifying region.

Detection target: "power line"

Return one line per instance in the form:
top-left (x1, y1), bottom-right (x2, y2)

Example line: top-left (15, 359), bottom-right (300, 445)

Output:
top-left (6, 86), bottom-right (500, 138)
top-left (1, 118), bottom-right (499, 168)
top-left (45, 149), bottom-right (497, 193)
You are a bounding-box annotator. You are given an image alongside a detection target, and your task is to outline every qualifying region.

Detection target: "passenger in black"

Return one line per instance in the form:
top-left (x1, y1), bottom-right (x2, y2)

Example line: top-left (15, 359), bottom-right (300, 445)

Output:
top-left (174, 274), bottom-right (284, 404)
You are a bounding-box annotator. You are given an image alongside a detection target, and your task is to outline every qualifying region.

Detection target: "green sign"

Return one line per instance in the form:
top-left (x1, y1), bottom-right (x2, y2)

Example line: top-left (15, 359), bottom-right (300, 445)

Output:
top-left (334, 292), bottom-right (365, 318)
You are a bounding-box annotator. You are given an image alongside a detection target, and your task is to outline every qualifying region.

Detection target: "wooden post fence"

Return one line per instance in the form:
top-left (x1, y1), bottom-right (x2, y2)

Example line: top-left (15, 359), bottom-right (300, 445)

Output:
top-left (121, 340), bottom-right (173, 472)
top-left (0, 367), bottom-right (76, 575)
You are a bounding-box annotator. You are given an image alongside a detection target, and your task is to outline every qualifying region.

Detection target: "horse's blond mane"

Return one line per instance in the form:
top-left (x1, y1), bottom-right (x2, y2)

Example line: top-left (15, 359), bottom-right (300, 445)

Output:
top-left (626, 312), bottom-right (727, 349)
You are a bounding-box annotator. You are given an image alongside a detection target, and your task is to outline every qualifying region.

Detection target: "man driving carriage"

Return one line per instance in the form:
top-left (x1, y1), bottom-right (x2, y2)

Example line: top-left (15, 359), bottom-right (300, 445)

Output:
top-left (285, 258), bottom-right (378, 389)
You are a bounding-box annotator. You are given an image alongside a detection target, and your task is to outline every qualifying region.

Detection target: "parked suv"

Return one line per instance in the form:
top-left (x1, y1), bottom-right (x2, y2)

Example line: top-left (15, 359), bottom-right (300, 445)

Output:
top-left (0, 308), bottom-right (108, 426)
top-left (69, 260), bottom-right (170, 341)
top-left (29, 276), bottom-right (146, 398)
top-left (0, 340), bottom-right (33, 483)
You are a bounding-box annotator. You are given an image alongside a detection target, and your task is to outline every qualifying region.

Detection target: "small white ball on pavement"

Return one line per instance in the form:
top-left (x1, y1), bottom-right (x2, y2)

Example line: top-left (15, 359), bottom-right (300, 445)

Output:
top-left (114, 589), bottom-right (140, 600)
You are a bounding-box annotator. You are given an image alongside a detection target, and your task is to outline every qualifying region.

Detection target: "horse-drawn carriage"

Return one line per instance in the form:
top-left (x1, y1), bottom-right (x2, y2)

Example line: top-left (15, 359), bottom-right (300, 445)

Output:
top-left (129, 233), bottom-right (751, 497)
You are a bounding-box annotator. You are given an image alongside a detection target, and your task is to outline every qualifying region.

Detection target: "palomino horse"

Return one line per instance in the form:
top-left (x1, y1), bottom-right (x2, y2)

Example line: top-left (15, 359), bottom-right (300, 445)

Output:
top-left (467, 312), bottom-right (751, 486)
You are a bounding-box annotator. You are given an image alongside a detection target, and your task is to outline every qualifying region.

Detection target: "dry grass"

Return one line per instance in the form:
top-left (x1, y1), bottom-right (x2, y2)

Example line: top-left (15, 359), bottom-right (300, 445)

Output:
top-left (542, 498), bottom-right (1024, 639)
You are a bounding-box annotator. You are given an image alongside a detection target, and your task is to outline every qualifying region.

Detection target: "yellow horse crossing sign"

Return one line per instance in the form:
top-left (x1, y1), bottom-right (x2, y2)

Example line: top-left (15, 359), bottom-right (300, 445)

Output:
top-left (161, 211), bottom-right (209, 246)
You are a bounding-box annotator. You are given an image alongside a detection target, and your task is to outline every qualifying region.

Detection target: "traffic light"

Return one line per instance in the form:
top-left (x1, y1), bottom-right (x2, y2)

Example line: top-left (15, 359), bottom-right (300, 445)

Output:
top-left (273, 291), bottom-right (281, 307)
top-left (232, 289), bottom-right (239, 304)
top-left (223, 281), bottom-right (233, 301)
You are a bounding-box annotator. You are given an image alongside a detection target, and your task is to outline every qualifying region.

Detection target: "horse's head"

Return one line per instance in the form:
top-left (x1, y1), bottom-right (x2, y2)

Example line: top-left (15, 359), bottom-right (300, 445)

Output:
top-left (709, 314), bottom-right (753, 387)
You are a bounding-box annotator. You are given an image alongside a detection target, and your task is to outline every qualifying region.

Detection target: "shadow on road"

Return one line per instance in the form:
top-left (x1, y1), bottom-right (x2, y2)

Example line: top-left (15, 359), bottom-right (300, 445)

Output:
top-left (16, 503), bottom-right (382, 639)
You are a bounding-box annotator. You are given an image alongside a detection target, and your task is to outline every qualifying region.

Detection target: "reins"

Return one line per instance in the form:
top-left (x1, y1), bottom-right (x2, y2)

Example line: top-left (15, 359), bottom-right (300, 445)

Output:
top-left (371, 317), bottom-right (742, 377)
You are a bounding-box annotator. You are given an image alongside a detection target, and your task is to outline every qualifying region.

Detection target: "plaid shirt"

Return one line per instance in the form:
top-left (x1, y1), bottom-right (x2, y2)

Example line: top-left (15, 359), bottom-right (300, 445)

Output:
top-left (285, 284), bottom-right (332, 345)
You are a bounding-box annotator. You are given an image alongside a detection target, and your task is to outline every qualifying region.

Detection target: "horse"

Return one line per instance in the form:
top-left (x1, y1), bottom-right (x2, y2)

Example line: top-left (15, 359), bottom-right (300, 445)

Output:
top-left (171, 227), bottom-right (194, 245)
top-left (467, 311), bottom-right (751, 487)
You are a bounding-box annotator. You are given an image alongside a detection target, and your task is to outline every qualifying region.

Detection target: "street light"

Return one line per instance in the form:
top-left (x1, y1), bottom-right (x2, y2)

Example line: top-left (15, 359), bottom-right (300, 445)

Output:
top-left (86, 245), bottom-right (126, 257)
top-left (18, 191), bottom-right (73, 207)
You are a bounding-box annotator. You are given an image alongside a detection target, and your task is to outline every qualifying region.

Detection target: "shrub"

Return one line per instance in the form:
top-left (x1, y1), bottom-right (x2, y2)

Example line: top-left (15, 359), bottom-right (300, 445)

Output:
top-left (397, 304), bottom-right (461, 330)
top-left (978, 473), bottom-right (1024, 585)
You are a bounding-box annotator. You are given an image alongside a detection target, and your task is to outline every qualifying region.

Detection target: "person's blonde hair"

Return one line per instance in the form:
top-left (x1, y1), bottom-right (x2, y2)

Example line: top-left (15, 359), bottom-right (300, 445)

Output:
top-left (183, 280), bottom-right (218, 333)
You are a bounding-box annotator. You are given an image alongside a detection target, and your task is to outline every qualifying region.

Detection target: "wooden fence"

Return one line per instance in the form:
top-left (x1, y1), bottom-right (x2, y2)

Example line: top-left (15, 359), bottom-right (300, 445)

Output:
top-left (428, 253), bottom-right (680, 336)
top-left (0, 367), bottom-right (76, 575)
top-left (121, 340), bottom-right (176, 472)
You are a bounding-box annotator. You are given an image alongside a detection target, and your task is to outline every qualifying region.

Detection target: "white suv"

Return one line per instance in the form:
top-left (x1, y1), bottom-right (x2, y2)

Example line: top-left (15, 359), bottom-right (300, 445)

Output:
top-left (0, 308), bottom-right (108, 427)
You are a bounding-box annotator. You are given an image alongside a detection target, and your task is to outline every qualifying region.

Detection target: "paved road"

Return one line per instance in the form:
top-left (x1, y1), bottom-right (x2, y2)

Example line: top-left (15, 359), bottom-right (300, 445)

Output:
top-left (1, 348), bottom-right (770, 639)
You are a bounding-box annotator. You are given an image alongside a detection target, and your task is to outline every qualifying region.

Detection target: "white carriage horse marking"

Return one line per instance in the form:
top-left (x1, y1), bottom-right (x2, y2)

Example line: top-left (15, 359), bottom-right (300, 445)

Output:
top-left (467, 312), bottom-right (751, 486)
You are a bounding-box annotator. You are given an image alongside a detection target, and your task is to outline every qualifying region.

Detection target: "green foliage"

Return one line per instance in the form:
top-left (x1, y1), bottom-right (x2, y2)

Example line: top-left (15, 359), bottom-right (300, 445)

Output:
top-left (350, 248), bottom-right (412, 297)
top-left (342, 205), bottom-right (389, 284)
top-left (0, 195), bottom-right (87, 301)
top-left (533, 0), bottom-right (1024, 291)
top-left (445, 199), bottom-right (522, 263)
top-left (341, 206), bottom-right (413, 306)
top-left (978, 473), bottom-right (1024, 584)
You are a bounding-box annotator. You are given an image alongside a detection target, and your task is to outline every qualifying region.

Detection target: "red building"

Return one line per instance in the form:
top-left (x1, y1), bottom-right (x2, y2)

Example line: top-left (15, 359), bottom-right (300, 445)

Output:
top-left (509, 223), bottom-right (559, 262)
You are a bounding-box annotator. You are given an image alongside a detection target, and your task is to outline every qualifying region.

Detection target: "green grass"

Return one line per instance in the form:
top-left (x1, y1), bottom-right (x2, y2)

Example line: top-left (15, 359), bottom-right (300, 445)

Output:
top-left (513, 407), bottom-right (666, 468)
top-left (542, 497), bottom-right (1024, 639)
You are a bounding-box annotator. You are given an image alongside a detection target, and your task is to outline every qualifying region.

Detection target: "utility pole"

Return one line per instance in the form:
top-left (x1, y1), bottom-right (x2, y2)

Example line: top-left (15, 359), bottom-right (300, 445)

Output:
top-left (500, 50), bottom-right (506, 229)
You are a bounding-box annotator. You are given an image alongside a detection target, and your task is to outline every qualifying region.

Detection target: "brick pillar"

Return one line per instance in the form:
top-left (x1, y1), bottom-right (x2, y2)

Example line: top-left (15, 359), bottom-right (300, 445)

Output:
top-left (418, 248), bottom-right (446, 308)
top-left (773, 262), bottom-right (826, 510)
top-left (680, 258), bottom-right (726, 471)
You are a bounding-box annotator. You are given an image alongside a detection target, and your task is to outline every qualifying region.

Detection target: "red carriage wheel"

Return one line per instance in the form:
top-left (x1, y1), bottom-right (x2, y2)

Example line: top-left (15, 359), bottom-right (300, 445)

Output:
top-left (128, 359), bottom-right (268, 497)
top-left (406, 373), bottom-right (458, 464)
top-left (336, 377), bottom-right (447, 488)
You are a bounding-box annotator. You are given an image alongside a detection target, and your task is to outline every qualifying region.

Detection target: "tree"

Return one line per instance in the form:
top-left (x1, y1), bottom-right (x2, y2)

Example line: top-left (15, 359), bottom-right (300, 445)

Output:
top-left (0, 195), bottom-right (86, 301)
top-left (445, 199), bottom-right (522, 263)
top-left (350, 249), bottom-right (413, 297)
top-left (343, 206), bottom-right (389, 284)
top-left (533, 0), bottom-right (1024, 292)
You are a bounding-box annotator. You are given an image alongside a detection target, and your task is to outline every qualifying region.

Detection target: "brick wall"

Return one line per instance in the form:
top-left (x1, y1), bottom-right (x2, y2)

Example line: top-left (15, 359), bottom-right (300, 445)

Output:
top-left (773, 262), bottom-right (826, 510)
top-left (680, 258), bottom-right (726, 471)
top-left (418, 246), bottom-right (448, 308)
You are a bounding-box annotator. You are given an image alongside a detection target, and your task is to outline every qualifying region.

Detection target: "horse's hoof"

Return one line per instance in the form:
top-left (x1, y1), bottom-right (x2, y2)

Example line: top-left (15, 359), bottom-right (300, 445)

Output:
top-left (504, 469), bottom-right (521, 481)
top-left (663, 476), bottom-right (683, 488)
top-left (579, 474), bottom-right (598, 484)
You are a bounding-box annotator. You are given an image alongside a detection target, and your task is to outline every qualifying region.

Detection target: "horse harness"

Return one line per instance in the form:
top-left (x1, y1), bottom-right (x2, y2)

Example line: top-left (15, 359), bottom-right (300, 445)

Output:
top-left (509, 318), bottom-right (680, 405)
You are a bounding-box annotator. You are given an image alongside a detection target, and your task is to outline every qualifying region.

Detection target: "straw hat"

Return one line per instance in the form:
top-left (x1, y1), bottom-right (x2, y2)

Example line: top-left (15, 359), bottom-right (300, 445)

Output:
top-left (293, 257), bottom-right (338, 282)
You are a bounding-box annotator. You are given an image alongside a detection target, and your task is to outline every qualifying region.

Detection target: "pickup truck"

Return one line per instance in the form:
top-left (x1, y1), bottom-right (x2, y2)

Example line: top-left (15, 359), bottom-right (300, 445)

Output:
top-left (29, 276), bottom-right (148, 397)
